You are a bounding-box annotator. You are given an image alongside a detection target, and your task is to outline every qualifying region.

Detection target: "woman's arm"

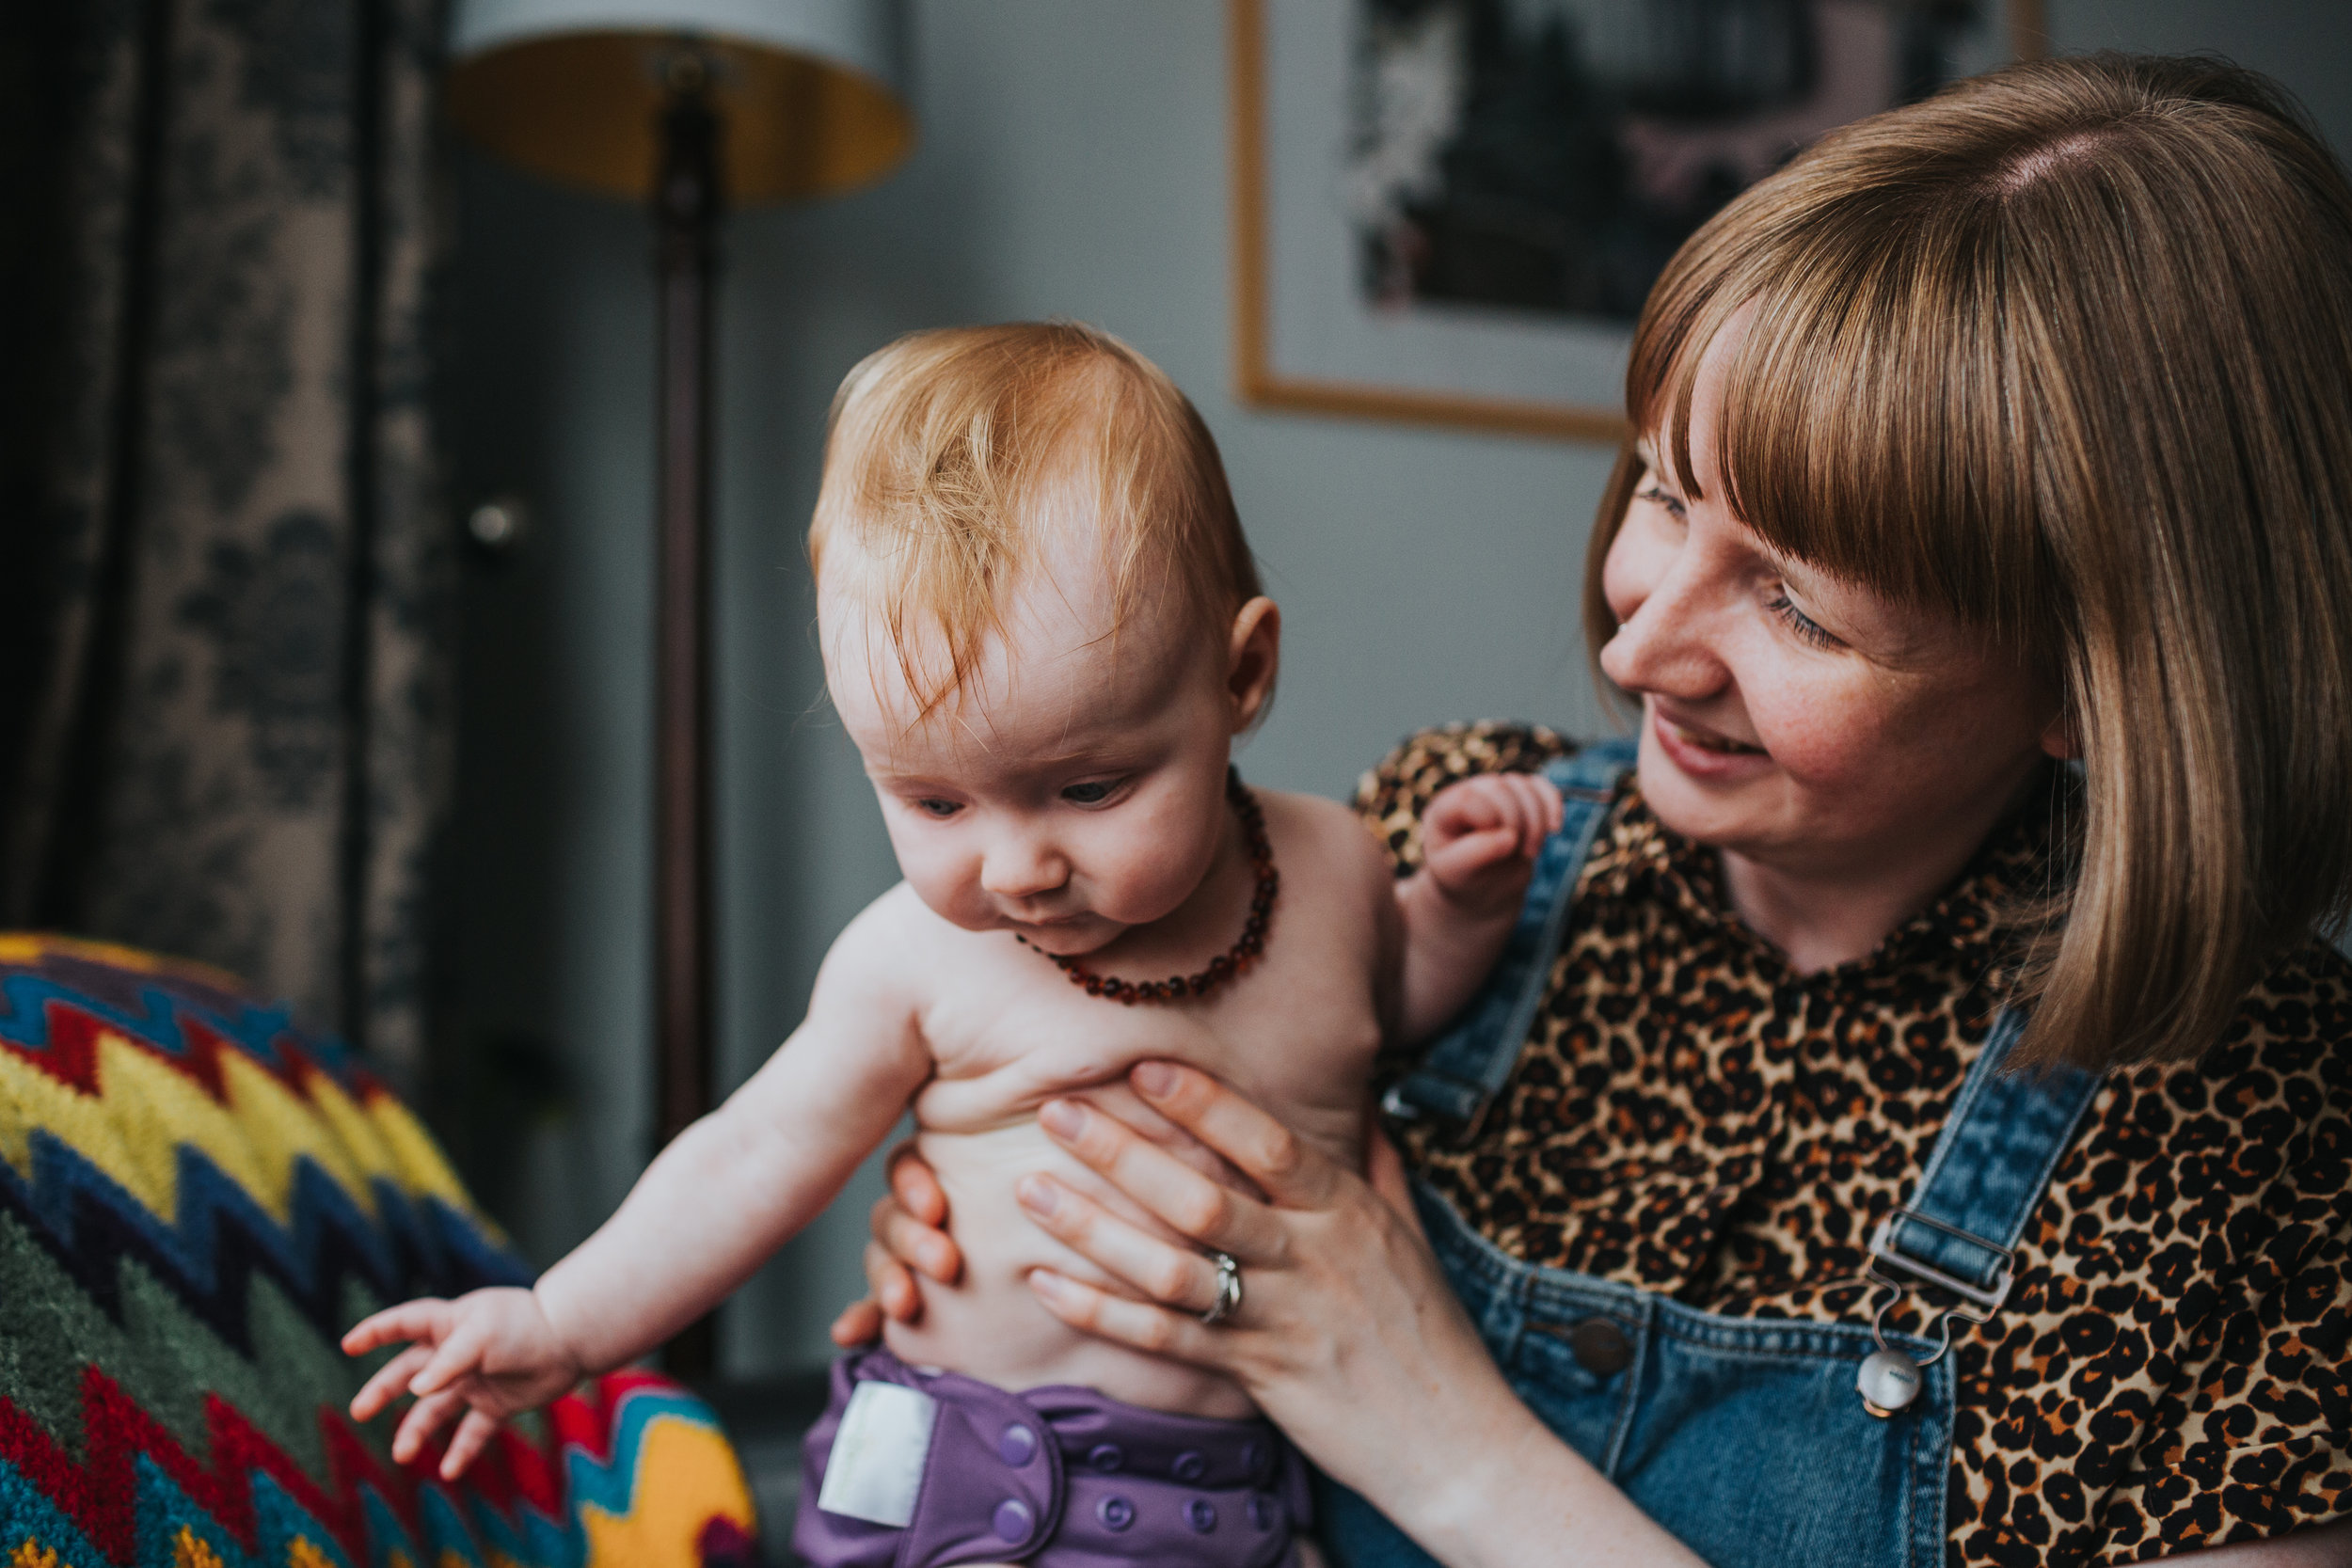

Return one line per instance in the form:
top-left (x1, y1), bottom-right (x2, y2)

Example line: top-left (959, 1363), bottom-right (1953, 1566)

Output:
top-left (1007, 1061), bottom-right (1702, 1568)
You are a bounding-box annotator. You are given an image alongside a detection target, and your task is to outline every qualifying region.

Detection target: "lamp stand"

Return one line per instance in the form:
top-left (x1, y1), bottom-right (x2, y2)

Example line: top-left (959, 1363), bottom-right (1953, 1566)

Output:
top-left (653, 61), bottom-right (720, 1385)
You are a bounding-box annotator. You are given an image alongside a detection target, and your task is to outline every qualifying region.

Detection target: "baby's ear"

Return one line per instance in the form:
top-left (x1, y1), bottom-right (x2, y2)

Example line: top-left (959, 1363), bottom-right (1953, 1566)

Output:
top-left (1226, 597), bottom-right (1280, 732)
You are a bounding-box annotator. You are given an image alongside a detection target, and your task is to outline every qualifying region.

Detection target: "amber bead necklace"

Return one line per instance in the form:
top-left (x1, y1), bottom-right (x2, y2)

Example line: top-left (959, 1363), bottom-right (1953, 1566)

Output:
top-left (1014, 768), bottom-right (1278, 1005)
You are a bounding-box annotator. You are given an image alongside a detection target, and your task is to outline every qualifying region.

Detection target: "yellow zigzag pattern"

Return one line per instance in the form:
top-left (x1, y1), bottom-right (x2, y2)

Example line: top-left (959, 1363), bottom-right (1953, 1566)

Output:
top-left (0, 1028), bottom-right (475, 1231)
top-left (579, 1414), bottom-right (753, 1568)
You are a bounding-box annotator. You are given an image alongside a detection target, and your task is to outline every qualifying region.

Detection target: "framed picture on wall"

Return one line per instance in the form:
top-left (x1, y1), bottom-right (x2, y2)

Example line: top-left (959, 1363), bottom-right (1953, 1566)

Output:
top-left (1230, 0), bottom-right (2047, 442)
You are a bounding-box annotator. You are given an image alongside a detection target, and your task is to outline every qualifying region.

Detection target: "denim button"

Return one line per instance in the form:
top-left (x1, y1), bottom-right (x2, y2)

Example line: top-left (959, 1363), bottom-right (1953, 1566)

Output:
top-left (998, 1423), bottom-right (1036, 1466)
top-left (993, 1499), bottom-right (1033, 1543)
top-left (1089, 1443), bottom-right (1124, 1472)
top-left (1172, 1449), bottom-right (1207, 1481)
top-left (1097, 1495), bottom-right (1135, 1531)
top-left (1248, 1493), bottom-right (1275, 1530)
top-left (1568, 1318), bottom-right (1633, 1377)
top-left (1187, 1498), bottom-right (1217, 1533)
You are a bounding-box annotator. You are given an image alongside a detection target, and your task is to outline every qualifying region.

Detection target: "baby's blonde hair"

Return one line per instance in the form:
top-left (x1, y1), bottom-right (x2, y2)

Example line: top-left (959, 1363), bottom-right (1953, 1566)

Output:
top-left (810, 322), bottom-right (1261, 720)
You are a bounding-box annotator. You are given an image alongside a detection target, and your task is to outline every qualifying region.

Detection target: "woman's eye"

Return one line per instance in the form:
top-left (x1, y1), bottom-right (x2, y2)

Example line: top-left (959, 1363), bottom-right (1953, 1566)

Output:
top-left (1637, 483), bottom-right (1688, 520)
top-left (914, 798), bottom-right (962, 819)
top-left (1060, 780), bottom-right (1119, 806)
top-left (1764, 592), bottom-right (1843, 651)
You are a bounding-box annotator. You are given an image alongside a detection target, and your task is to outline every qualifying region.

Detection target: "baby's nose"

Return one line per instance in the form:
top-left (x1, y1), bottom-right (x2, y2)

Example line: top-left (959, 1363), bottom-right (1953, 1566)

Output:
top-left (979, 836), bottom-right (1070, 899)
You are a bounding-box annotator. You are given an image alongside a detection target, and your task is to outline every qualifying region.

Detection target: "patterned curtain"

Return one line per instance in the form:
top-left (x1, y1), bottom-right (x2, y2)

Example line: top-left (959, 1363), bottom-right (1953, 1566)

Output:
top-left (0, 0), bottom-right (451, 1083)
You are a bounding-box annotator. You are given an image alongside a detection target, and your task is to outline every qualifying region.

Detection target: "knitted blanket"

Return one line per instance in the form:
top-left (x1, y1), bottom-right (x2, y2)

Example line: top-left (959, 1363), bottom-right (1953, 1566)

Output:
top-left (0, 934), bottom-right (755, 1568)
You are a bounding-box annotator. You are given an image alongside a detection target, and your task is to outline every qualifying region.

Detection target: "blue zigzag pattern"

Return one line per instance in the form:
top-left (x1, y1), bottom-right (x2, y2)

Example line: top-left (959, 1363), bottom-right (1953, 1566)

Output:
top-left (0, 970), bottom-right (366, 1092)
top-left (0, 1129), bottom-right (529, 1352)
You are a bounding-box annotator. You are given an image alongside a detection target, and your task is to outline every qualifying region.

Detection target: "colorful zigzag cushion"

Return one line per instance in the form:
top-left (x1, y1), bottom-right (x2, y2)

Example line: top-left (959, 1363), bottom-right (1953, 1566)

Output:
top-left (0, 933), bottom-right (755, 1568)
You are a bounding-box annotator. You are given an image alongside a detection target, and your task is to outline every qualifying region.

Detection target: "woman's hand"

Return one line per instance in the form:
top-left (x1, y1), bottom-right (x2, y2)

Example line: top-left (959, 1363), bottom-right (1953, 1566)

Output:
top-left (828, 1142), bottom-right (967, 1348)
top-left (1014, 1062), bottom-right (1703, 1568)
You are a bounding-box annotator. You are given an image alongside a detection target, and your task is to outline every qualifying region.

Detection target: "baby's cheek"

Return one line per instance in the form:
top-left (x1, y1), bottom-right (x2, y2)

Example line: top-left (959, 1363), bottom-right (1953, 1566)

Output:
top-left (890, 839), bottom-right (984, 927)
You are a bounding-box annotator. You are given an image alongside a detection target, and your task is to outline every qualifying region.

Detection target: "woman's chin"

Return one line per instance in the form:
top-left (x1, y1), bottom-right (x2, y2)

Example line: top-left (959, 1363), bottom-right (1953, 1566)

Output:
top-left (1637, 735), bottom-right (1779, 849)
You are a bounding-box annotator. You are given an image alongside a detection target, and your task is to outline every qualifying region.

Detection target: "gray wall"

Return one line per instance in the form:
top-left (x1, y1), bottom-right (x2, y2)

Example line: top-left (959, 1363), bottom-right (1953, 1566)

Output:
top-left (437, 1), bottom-right (2352, 1380)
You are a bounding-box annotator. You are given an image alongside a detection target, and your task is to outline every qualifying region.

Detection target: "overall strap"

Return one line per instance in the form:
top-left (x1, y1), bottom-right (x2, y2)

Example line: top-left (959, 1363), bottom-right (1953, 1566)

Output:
top-left (1383, 736), bottom-right (1640, 1140)
top-left (1868, 1008), bottom-right (2105, 1310)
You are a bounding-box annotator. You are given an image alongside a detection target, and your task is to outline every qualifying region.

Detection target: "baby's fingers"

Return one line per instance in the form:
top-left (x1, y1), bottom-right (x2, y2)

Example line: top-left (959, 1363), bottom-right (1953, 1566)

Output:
top-left (391, 1386), bottom-right (465, 1465)
top-left (408, 1313), bottom-right (492, 1398)
top-left (1506, 773), bottom-right (1565, 855)
top-left (350, 1343), bottom-right (435, 1422)
top-left (341, 1299), bottom-right (450, 1357)
top-left (440, 1408), bottom-right (504, 1481)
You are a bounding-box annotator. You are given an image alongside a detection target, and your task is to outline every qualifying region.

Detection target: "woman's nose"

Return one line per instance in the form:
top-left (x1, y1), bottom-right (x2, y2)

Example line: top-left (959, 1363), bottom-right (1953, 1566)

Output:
top-left (979, 832), bottom-right (1070, 900)
top-left (1599, 547), bottom-right (1730, 703)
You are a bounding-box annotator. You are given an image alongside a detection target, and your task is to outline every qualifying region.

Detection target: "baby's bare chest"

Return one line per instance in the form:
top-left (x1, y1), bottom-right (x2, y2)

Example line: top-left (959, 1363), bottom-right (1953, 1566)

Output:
top-left (910, 932), bottom-right (1382, 1146)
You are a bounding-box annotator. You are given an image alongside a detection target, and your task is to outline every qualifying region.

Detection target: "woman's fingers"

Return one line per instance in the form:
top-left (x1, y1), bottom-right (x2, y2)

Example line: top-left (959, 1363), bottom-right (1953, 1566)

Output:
top-left (1124, 1063), bottom-right (1342, 1211)
top-left (885, 1140), bottom-right (951, 1229)
top-left (829, 1295), bottom-right (885, 1349)
top-left (1015, 1174), bottom-right (1228, 1313)
top-left (1037, 1096), bottom-right (1286, 1257)
top-left (870, 1184), bottom-right (961, 1285)
top-left (349, 1343), bottom-right (436, 1422)
top-left (1027, 1268), bottom-right (1215, 1362)
top-left (440, 1408), bottom-right (503, 1481)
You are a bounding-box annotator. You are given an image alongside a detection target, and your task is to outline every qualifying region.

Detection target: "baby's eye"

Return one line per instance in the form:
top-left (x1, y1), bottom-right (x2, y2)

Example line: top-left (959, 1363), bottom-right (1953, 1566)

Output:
top-left (1060, 780), bottom-right (1119, 806)
top-left (914, 798), bottom-right (962, 819)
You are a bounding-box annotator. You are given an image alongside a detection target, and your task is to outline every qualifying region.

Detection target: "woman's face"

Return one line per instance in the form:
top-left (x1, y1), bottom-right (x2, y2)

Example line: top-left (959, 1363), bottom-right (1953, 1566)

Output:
top-left (1598, 341), bottom-right (2068, 888)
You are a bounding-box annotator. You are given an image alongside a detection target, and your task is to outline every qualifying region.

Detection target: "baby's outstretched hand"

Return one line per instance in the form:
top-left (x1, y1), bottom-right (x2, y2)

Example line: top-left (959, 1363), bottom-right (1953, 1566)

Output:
top-left (342, 1289), bottom-right (584, 1480)
top-left (1421, 773), bottom-right (1565, 914)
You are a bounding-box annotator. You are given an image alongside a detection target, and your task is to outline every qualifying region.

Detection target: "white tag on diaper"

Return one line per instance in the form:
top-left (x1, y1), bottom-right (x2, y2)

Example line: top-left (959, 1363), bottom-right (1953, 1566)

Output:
top-left (816, 1381), bottom-right (939, 1528)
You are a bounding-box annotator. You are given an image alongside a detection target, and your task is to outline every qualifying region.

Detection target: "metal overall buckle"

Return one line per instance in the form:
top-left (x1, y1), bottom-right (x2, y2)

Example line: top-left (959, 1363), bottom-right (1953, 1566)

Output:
top-left (1855, 1209), bottom-right (2013, 1418)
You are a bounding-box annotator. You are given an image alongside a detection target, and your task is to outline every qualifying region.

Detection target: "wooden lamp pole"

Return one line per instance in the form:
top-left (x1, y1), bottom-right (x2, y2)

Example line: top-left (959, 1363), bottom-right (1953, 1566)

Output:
top-left (443, 4), bottom-right (916, 1388)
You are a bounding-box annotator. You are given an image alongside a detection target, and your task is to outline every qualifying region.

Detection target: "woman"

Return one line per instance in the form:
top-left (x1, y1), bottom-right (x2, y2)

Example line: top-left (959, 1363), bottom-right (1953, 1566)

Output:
top-left (839, 55), bottom-right (2352, 1566)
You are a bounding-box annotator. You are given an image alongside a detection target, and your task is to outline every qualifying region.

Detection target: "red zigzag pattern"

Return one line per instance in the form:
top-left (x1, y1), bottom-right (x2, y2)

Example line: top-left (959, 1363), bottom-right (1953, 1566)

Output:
top-left (0, 1368), bottom-right (570, 1565)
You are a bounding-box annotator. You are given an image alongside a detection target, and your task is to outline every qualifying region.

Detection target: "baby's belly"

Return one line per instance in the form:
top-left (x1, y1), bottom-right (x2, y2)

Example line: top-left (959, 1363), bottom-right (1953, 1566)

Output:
top-left (879, 1117), bottom-right (1257, 1420)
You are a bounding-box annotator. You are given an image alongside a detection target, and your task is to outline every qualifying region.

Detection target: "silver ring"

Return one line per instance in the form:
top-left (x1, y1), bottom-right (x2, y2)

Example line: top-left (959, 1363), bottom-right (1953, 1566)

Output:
top-left (1200, 1250), bottom-right (1243, 1325)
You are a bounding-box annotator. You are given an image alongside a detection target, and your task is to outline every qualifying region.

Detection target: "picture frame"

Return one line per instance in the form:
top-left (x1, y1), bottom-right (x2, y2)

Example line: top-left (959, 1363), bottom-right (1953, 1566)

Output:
top-left (1230, 0), bottom-right (2048, 442)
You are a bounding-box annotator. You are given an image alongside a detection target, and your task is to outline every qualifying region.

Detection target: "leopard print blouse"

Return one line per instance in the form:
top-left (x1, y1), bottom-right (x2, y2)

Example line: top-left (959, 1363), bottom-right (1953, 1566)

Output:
top-left (1359, 722), bottom-right (2351, 1567)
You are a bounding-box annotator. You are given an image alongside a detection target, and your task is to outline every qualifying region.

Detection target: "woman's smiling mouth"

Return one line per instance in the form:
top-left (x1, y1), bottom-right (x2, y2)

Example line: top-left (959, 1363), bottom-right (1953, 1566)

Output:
top-left (1650, 704), bottom-right (1772, 781)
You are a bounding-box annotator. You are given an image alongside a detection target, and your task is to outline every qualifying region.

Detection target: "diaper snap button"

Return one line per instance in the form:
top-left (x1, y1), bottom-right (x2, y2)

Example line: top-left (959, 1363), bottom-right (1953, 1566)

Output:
top-left (1088, 1443), bottom-right (1124, 1472)
top-left (1248, 1493), bottom-right (1275, 1530)
top-left (1097, 1496), bottom-right (1135, 1531)
top-left (1172, 1449), bottom-right (1207, 1481)
top-left (1187, 1498), bottom-right (1218, 1533)
top-left (1241, 1439), bottom-right (1267, 1475)
top-left (998, 1423), bottom-right (1037, 1466)
top-left (993, 1499), bottom-right (1033, 1544)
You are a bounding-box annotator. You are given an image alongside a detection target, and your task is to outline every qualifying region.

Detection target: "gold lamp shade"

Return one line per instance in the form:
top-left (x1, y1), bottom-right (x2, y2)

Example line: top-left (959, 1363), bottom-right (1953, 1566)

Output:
top-left (446, 2), bottom-right (914, 204)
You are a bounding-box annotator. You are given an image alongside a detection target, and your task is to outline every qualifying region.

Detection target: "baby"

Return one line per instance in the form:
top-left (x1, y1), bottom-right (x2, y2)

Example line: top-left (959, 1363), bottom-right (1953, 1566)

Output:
top-left (345, 323), bottom-right (1562, 1568)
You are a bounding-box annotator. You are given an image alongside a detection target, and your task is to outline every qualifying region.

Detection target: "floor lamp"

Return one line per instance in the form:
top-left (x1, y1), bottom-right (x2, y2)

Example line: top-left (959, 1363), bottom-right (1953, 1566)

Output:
top-left (446, 0), bottom-right (915, 1381)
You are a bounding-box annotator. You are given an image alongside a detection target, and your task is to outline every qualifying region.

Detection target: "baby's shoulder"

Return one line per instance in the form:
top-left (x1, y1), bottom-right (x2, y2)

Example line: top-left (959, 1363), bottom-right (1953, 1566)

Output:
top-left (1259, 787), bottom-right (1394, 893)
top-left (813, 882), bottom-right (961, 1009)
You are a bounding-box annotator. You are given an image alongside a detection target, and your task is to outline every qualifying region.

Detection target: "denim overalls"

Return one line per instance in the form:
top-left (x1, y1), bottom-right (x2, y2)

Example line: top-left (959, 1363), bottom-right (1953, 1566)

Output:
top-left (1324, 739), bottom-right (2104, 1568)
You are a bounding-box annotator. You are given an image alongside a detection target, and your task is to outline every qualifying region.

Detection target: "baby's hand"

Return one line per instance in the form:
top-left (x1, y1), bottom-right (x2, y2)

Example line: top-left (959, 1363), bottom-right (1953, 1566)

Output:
top-left (1421, 773), bottom-right (1565, 914)
top-left (342, 1288), bottom-right (585, 1480)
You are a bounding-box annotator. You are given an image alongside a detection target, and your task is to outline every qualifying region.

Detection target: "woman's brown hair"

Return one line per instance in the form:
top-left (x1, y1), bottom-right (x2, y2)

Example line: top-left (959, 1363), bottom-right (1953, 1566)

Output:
top-left (1583, 55), bottom-right (2352, 1070)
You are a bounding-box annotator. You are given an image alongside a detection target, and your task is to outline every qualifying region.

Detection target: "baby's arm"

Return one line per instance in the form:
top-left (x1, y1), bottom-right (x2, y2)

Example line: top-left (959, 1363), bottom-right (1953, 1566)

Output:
top-left (1394, 773), bottom-right (1564, 1042)
top-left (344, 897), bottom-right (934, 1476)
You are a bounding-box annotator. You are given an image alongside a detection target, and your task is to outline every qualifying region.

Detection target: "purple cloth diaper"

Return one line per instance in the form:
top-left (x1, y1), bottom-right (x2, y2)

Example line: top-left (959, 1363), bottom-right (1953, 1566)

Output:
top-left (793, 1346), bottom-right (1310, 1567)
